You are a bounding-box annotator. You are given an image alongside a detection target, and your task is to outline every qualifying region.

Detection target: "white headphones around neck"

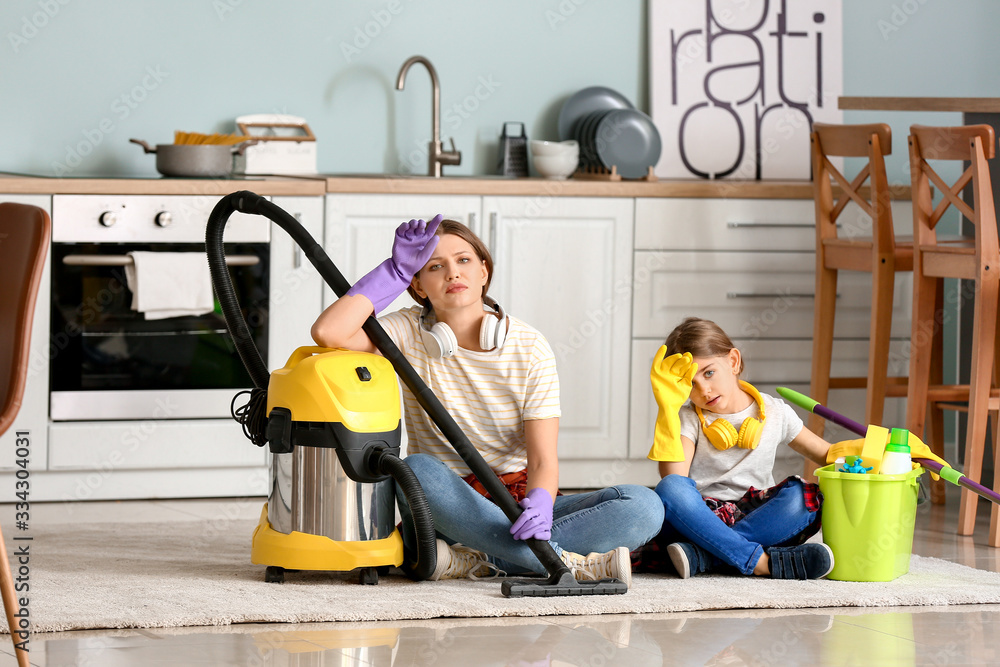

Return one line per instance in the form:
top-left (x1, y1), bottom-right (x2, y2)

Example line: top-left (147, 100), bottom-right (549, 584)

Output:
top-left (419, 296), bottom-right (509, 358)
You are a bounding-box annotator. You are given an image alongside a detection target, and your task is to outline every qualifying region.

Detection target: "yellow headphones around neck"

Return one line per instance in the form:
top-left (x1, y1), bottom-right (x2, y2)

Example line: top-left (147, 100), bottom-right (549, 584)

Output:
top-left (695, 381), bottom-right (766, 451)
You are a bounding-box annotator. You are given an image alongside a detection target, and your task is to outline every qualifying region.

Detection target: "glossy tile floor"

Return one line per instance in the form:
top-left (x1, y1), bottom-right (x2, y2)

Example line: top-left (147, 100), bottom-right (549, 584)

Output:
top-left (4, 483), bottom-right (1000, 666)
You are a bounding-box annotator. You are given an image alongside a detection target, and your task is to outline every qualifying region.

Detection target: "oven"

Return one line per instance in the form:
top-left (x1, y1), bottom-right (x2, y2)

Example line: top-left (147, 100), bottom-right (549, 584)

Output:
top-left (49, 195), bottom-right (271, 421)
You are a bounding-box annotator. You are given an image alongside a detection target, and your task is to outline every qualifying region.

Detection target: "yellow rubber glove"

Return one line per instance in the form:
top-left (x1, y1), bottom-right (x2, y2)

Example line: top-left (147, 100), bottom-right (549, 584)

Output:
top-left (827, 430), bottom-right (948, 479)
top-left (904, 432), bottom-right (948, 480)
top-left (826, 438), bottom-right (865, 464)
top-left (647, 347), bottom-right (697, 462)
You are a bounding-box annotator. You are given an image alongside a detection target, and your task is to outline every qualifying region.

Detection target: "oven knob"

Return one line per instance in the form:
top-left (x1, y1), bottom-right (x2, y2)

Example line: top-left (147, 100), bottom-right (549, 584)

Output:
top-left (154, 211), bottom-right (173, 227)
top-left (99, 211), bottom-right (117, 227)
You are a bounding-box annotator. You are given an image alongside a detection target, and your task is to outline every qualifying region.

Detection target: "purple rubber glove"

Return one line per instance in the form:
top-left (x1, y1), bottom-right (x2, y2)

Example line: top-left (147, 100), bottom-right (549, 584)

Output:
top-left (346, 214), bottom-right (442, 314)
top-left (510, 488), bottom-right (554, 541)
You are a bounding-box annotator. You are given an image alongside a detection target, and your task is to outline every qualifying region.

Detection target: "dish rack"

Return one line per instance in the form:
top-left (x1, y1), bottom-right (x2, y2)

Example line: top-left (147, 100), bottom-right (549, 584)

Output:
top-left (573, 165), bottom-right (658, 182)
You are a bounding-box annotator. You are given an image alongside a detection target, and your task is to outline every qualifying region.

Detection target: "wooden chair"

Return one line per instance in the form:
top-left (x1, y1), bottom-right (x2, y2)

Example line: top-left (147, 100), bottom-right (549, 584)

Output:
top-left (0, 202), bottom-right (49, 667)
top-left (906, 124), bottom-right (1000, 544)
top-left (808, 123), bottom-right (913, 464)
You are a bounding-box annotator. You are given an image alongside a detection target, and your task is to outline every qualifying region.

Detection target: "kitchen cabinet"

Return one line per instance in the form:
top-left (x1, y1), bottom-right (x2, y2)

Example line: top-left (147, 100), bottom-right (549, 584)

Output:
top-left (268, 196), bottom-right (328, 367)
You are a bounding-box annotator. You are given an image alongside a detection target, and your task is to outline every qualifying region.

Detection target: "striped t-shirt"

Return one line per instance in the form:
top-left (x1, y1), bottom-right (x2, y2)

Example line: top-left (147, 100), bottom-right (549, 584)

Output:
top-left (378, 306), bottom-right (561, 476)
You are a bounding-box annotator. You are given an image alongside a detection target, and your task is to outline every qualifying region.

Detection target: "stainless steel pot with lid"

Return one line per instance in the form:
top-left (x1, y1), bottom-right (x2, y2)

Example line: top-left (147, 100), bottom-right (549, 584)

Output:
top-left (130, 138), bottom-right (254, 177)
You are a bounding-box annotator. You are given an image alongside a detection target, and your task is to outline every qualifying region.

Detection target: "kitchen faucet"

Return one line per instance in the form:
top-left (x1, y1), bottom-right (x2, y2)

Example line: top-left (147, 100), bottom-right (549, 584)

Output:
top-left (396, 55), bottom-right (461, 177)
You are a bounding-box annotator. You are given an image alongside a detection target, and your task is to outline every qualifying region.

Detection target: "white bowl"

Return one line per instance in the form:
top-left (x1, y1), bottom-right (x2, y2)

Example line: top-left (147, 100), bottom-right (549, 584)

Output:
top-left (530, 139), bottom-right (579, 158)
top-left (533, 153), bottom-right (578, 179)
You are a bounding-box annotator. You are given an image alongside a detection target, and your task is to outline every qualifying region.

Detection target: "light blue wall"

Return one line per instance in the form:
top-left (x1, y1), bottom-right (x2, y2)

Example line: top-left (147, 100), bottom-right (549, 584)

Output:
top-left (1, 1), bottom-right (998, 178)
top-left (0, 0), bottom-right (645, 177)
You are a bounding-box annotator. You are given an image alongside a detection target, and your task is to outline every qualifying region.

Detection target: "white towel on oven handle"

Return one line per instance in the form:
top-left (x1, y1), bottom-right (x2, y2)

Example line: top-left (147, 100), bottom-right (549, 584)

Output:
top-left (124, 251), bottom-right (215, 320)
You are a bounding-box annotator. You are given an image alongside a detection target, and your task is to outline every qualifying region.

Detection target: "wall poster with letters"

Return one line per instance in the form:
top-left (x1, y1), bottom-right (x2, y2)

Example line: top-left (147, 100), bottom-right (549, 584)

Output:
top-left (650, 0), bottom-right (842, 180)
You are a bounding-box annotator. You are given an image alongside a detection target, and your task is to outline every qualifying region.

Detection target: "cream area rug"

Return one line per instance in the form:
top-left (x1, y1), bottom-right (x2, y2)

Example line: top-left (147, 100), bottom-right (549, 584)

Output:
top-left (11, 519), bottom-right (1000, 634)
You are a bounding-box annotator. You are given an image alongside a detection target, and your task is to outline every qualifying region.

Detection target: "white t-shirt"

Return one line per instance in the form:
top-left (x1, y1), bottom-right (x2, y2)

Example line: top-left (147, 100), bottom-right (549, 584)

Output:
top-left (679, 391), bottom-right (803, 500)
top-left (378, 306), bottom-right (561, 476)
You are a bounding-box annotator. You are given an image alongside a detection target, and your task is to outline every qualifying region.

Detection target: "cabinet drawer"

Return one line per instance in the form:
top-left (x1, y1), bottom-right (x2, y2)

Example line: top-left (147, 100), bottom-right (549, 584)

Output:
top-left (49, 420), bottom-right (266, 470)
top-left (632, 250), bottom-right (912, 339)
top-left (628, 338), bottom-right (908, 458)
top-left (636, 198), bottom-right (815, 251)
top-left (635, 198), bottom-right (913, 252)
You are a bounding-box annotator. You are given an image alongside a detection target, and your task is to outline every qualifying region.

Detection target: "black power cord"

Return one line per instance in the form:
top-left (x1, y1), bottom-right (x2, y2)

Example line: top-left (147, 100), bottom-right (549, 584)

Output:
top-left (230, 387), bottom-right (268, 447)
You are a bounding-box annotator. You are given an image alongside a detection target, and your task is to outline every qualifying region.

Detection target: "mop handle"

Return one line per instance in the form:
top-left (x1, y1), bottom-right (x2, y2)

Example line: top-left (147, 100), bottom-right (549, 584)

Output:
top-left (775, 387), bottom-right (1000, 506)
top-left (775, 387), bottom-right (868, 437)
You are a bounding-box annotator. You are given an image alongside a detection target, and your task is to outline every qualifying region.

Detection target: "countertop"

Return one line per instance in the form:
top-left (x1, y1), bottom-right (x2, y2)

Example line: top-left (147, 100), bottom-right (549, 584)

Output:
top-left (0, 173), bottom-right (327, 196)
top-left (320, 175), bottom-right (824, 198)
top-left (0, 172), bottom-right (913, 199)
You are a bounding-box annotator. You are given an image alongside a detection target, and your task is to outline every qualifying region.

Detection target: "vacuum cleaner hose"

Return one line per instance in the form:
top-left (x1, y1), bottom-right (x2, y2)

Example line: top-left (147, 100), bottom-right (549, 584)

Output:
top-left (374, 451), bottom-right (437, 580)
top-left (205, 192), bottom-right (271, 391)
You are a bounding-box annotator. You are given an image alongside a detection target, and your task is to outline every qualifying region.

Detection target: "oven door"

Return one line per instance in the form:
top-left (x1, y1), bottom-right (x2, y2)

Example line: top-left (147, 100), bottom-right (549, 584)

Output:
top-left (49, 242), bottom-right (268, 421)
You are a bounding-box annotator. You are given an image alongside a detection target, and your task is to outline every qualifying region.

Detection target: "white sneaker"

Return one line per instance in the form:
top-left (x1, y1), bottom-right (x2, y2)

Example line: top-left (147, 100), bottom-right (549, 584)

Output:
top-left (430, 539), bottom-right (502, 580)
top-left (560, 546), bottom-right (632, 588)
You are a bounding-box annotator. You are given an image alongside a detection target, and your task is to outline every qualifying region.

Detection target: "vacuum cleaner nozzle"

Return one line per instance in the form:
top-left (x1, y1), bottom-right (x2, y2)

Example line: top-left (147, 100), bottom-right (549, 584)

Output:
top-left (502, 572), bottom-right (628, 597)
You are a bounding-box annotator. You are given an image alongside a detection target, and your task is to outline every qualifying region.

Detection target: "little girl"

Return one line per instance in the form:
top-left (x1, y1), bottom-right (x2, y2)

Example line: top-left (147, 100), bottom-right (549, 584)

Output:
top-left (645, 317), bottom-right (834, 579)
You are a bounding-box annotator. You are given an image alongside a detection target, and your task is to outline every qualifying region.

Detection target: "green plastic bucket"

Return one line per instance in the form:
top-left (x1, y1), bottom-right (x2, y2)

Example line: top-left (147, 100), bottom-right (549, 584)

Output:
top-left (815, 463), bottom-right (923, 582)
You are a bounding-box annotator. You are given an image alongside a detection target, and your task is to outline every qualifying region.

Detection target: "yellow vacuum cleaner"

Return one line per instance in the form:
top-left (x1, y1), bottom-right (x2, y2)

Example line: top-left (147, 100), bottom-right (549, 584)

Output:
top-left (251, 346), bottom-right (413, 584)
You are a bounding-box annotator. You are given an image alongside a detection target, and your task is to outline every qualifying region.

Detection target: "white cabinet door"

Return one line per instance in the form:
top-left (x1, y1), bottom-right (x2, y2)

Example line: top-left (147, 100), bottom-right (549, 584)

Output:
top-left (482, 196), bottom-right (634, 460)
top-left (268, 196), bottom-right (325, 370)
top-left (323, 194), bottom-right (482, 311)
top-left (0, 194), bottom-right (51, 472)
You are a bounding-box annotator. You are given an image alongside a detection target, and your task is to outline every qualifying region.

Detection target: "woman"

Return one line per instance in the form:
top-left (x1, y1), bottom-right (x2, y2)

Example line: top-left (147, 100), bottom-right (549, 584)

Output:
top-left (312, 215), bottom-right (662, 586)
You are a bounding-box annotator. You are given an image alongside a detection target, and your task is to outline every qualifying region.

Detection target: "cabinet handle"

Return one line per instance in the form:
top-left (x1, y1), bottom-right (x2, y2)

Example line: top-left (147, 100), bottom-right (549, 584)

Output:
top-left (726, 221), bottom-right (814, 229)
top-left (293, 213), bottom-right (303, 269)
top-left (468, 212), bottom-right (477, 230)
top-left (489, 212), bottom-right (498, 250)
top-left (726, 291), bottom-right (824, 299)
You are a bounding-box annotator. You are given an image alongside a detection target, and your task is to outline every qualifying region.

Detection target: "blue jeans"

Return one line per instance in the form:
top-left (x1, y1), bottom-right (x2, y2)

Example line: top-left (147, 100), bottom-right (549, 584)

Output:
top-left (654, 474), bottom-right (820, 576)
top-left (396, 453), bottom-right (664, 575)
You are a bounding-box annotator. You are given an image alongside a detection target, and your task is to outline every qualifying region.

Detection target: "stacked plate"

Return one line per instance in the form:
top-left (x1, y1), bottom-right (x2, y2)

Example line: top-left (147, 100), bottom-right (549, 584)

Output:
top-left (558, 87), bottom-right (662, 179)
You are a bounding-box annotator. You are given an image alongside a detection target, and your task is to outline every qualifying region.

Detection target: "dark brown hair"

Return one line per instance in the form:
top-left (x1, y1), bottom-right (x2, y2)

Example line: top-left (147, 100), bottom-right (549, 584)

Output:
top-left (665, 317), bottom-right (744, 374)
top-left (406, 218), bottom-right (494, 306)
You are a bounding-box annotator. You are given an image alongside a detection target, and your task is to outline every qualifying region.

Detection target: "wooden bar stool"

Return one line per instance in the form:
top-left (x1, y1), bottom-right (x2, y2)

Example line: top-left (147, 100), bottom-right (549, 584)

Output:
top-left (906, 124), bottom-right (1000, 544)
top-left (808, 124), bottom-right (913, 464)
